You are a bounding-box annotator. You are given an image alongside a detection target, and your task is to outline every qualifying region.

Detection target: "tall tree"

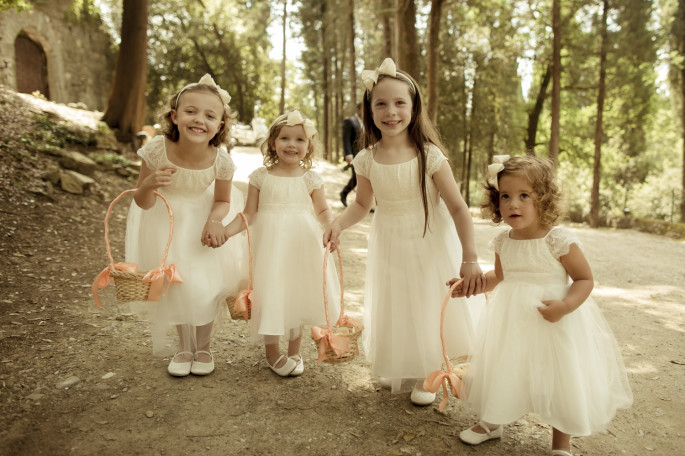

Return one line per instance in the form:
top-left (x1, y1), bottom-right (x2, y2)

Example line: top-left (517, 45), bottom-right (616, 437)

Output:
top-left (678, 0), bottom-right (685, 222)
top-left (590, 0), bottom-right (609, 228)
top-left (549, 0), bottom-right (561, 165)
top-left (280, 0), bottom-right (287, 114)
top-left (395, 0), bottom-right (418, 77)
top-left (426, 0), bottom-right (444, 123)
top-left (102, 0), bottom-right (148, 141)
top-left (347, 0), bottom-right (357, 107)
top-left (525, 64), bottom-right (551, 154)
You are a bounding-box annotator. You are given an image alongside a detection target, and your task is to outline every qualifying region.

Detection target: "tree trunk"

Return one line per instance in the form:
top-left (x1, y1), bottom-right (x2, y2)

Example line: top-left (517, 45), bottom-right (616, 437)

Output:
top-left (460, 69), bottom-right (468, 194)
top-left (525, 64), bottom-right (551, 155)
top-left (279, 0), bottom-right (287, 114)
top-left (549, 0), bottom-right (561, 166)
top-left (380, 0), bottom-right (393, 59)
top-left (395, 0), bottom-right (418, 77)
top-left (465, 72), bottom-right (478, 205)
top-left (102, 0), bottom-right (148, 142)
top-left (347, 0), bottom-right (357, 107)
top-left (321, 1), bottom-right (331, 160)
top-left (426, 0), bottom-right (443, 124)
top-left (680, 0), bottom-right (685, 222)
top-left (590, 0), bottom-right (609, 228)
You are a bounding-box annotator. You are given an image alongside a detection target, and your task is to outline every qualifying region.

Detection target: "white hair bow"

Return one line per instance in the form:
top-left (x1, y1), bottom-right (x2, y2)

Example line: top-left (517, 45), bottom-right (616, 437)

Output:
top-left (176, 73), bottom-right (231, 110)
top-left (361, 58), bottom-right (397, 91)
top-left (286, 110), bottom-right (317, 139)
top-left (486, 155), bottom-right (511, 191)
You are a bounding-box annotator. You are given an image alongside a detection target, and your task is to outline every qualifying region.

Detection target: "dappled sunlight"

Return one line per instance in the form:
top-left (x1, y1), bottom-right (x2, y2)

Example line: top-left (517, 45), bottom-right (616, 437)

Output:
top-left (624, 361), bottom-right (660, 376)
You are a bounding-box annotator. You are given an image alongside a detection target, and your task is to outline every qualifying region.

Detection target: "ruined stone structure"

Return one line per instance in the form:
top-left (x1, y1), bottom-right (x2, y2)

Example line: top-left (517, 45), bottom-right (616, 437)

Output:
top-left (0, 1), bottom-right (114, 111)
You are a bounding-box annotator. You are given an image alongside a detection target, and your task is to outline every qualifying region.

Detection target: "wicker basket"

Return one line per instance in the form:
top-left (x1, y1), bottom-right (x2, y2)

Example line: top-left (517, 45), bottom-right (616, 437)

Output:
top-left (227, 213), bottom-right (252, 321)
top-left (92, 189), bottom-right (178, 307)
top-left (423, 279), bottom-right (470, 412)
top-left (311, 243), bottom-right (363, 364)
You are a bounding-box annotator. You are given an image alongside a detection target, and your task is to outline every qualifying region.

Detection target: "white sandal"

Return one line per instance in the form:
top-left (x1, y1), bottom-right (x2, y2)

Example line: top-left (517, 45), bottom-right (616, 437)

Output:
top-left (268, 355), bottom-right (296, 377)
top-left (551, 450), bottom-right (572, 456)
top-left (289, 354), bottom-right (304, 377)
top-left (459, 421), bottom-right (503, 445)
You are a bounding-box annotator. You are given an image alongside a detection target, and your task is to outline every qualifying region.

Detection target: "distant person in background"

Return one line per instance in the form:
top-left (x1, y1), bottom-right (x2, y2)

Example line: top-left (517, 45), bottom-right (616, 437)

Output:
top-left (339, 103), bottom-right (362, 207)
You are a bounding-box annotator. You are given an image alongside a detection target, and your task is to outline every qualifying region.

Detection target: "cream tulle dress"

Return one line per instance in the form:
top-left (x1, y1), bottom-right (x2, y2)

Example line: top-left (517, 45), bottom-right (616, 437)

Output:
top-left (352, 145), bottom-right (481, 393)
top-left (461, 227), bottom-right (633, 436)
top-left (247, 167), bottom-right (340, 341)
top-left (125, 136), bottom-right (245, 355)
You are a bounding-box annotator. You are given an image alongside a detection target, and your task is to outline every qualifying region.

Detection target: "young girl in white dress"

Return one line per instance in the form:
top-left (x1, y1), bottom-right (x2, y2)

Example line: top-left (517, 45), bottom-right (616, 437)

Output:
top-left (126, 74), bottom-right (244, 377)
top-left (449, 155), bottom-right (632, 455)
top-left (223, 111), bottom-right (340, 377)
top-left (324, 58), bottom-right (485, 405)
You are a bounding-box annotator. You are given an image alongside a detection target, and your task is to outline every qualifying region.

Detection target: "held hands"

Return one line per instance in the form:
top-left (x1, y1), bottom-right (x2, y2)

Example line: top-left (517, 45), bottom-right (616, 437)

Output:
top-left (142, 164), bottom-right (177, 191)
top-left (323, 223), bottom-right (341, 251)
top-left (447, 264), bottom-right (486, 298)
top-left (202, 220), bottom-right (228, 248)
top-left (537, 299), bottom-right (571, 322)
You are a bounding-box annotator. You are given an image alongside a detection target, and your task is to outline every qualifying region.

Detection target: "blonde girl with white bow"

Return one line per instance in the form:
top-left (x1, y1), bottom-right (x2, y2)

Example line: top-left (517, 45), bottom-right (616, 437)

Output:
top-left (126, 74), bottom-right (245, 377)
top-left (223, 111), bottom-right (341, 377)
top-left (324, 58), bottom-right (485, 405)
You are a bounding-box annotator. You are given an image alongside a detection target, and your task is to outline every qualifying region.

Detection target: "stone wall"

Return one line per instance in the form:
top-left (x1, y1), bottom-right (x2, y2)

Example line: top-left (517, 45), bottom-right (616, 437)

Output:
top-left (0, 1), bottom-right (114, 111)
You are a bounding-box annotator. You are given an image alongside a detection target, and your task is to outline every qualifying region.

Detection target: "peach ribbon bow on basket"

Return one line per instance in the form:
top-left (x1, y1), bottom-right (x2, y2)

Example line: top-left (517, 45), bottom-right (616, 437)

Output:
top-left (423, 279), bottom-right (470, 412)
top-left (311, 243), bottom-right (363, 364)
top-left (228, 213), bottom-right (253, 321)
top-left (92, 189), bottom-right (182, 307)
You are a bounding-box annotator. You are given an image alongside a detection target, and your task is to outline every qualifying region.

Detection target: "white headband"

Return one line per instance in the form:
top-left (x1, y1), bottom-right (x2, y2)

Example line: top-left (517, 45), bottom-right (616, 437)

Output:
top-left (175, 74), bottom-right (231, 112)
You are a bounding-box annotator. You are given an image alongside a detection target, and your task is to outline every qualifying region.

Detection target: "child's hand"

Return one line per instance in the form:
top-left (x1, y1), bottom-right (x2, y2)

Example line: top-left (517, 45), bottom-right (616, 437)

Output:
top-left (538, 299), bottom-right (571, 322)
top-left (459, 263), bottom-right (486, 298)
top-left (446, 278), bottom-right (466, 298)
top-left (142, 164), bottom-right (177, 190)
top-left (202, 220), bottom-right (228, 248)
top-left (323, 224), bottom-right (341, 251)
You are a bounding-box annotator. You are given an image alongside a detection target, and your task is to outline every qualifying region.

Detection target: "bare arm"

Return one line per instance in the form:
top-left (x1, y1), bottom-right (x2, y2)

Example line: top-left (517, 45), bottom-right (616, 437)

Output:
top-left (323, 174), bottom-right (374, 249)
top-left (538, 243), bottom-right (594, 322)
top-left (432, 160), bottom-right (484, 297)
top-left (202, 179), bottom-right (232, 248)
top-left (311, 186), bottom-right (333, 229)
top-left (223, 184), bottom-right (259, 238)
top-left (133, 162), bottom-right (177, 210)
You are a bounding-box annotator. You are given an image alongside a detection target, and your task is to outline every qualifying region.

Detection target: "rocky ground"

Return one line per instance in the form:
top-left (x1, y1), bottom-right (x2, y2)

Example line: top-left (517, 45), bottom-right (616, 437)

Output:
top-left (0, 89), bottom-right (683, 455)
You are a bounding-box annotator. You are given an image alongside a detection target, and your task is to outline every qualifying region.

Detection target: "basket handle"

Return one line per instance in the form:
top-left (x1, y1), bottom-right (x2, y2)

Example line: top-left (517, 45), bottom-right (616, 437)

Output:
top-left (104, 189), bottom-right (174, 269)
top-left (322, 242), bottom-right (345, 331)
top-left (440, 279), bottom-right (464, 373)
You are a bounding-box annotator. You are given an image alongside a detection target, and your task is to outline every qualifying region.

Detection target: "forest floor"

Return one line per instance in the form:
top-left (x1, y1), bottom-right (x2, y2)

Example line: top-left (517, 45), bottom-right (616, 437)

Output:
top-left (0, 91), bottom-right (684, 456)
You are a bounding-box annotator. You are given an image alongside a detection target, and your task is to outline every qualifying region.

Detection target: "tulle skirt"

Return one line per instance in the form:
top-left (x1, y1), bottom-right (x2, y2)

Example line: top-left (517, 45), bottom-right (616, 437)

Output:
top-left (249, 208), bottom-right (340, 342)
top-left (461, 277), bottom-right (633, 436)
top-left (363, 201), bottom-right (482, 393)
top-left (125, 185), bottom-right (246, 355)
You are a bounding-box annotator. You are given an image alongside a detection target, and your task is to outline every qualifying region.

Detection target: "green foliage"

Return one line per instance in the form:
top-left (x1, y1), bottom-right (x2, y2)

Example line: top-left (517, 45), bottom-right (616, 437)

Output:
top-left (91, 152), bottom-right (131, 167)
top-left (0, 0), bottom-right (31, 13)
top-left (30, 115), bottom-right (96, 148)
top-left (64, 0), bottom-right (101, 25)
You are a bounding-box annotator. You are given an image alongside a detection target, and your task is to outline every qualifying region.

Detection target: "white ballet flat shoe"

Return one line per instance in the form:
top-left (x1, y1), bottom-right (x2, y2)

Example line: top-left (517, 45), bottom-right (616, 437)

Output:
top-left (459, 421), bottom-right (503, 445)
top-left (268, 355), bottom-right (297, 377)
top-left (410, 383), bottom-right (436, 406)
top-left (289, 354), bottom-right (304, 377)
top-left (167, 351), bottom-right (193, 377)
top-left (551, 450), bottom-right (572, 456)
top-left (190, 350), bottom-right (215, 376)
top-left (378, 377), bottom-right (391, 389)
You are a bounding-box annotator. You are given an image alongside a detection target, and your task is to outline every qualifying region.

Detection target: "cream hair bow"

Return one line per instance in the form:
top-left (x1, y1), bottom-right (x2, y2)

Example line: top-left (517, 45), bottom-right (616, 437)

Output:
top-left (486, 155), bottom-right (511, 191)
top-left (286, 110), bottom-right (317, 139)
top-left (176, 73), bottom-right (231, 110)
top-left (361, 58), bottom-right (397, 91)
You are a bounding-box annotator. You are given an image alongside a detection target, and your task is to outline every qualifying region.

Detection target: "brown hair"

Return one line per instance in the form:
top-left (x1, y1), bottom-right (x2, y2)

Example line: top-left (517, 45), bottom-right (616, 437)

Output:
top-left (260, 113), bottom-right (318, 170)
top-left (361, 69), bottom-right (447, 236)
top-left (161, 85), bottom-right (232, 147)
top-left (480, 156), bottom-right (562, 226)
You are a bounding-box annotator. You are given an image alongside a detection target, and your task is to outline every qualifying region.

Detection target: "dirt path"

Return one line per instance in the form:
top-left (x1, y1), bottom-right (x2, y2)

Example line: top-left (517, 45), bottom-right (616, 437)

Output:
top-left (1, 145), bottom-right (684, 456)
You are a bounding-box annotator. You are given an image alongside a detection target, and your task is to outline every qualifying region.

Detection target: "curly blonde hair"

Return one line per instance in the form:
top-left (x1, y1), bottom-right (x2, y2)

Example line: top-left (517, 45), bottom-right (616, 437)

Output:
top-left (261, 113), bottom-right (318, 170)
top-left (161, 85), bottom-right (232, 147)
top-left (480, 156), bottom-right (562, 226)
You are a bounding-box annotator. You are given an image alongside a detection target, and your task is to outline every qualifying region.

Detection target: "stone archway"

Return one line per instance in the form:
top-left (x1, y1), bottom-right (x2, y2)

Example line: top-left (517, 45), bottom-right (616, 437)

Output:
top-left (15, 32), bottom-right (50, 98)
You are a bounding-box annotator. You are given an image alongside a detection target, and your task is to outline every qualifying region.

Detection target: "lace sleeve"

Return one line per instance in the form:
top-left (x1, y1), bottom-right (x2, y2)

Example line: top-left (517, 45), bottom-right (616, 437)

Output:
top-left (546, 226), bottom-right (583, 259)
top-left (248, 167), bottom-right (267, 190)
top-left (489, 229), bottom-right (509, 255)
top-left (425, 144), bottom-right (448, 176)
top-left (215, 148), bottom-right (236, 181)
top-left (136, 136), bottom-right (166, 169)
top-left (351, 148), bottom-right (372, 177)
top-left (303, 171), bottom-right (324, 193)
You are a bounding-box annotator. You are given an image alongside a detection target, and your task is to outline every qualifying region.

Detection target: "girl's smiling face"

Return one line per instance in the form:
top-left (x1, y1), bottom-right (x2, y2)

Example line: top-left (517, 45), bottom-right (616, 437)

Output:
top-left (273, 124), bottom-right (309, 167)
top-left (369, 78), bottom-right (413, 139)
top-left (172, 90), bottom-right (224, 144)
top-left (498, 174), bottom-right (543, 238)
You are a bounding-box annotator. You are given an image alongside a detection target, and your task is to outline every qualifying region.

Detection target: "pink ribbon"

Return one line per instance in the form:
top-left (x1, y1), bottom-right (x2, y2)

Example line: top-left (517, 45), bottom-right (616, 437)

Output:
top-left (336, 315), bottom-right (364, 330)
top-left (424, 369), bottom-right (462, 412)
top-left (233, 289), bottom-right (252, 321)
top-left (92, 262), bottom-right (139, 308)
top-left (141, 265), bottom-right (183, 301)
top-left (310, 326), bottom-right (351, 363)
